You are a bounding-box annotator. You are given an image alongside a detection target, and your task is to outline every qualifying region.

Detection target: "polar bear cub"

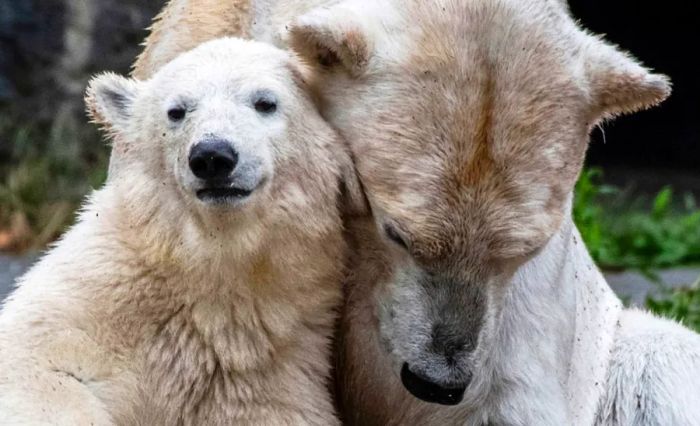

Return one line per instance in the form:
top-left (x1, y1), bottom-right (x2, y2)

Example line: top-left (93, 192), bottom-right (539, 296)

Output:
top-left (0, 38), bottom-right (361, 425)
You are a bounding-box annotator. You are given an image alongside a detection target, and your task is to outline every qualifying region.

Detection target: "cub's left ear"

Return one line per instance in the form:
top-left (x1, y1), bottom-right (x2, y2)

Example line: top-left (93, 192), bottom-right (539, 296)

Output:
top-left (288, 4), bottom-right (373, 77)
top-left (337, 148), bottom-right (369, 218)
top-left (586, 40), bottom-right (671, 118)
top-left (85, 72), bottom-right (141, 134)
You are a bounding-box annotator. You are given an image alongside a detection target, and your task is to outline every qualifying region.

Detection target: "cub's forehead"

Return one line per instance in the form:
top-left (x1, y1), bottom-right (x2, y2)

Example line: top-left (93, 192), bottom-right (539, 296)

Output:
top-left (171, 37), bottom-right (291, 70)
top-left (149, 38), bottom-right (295, 92)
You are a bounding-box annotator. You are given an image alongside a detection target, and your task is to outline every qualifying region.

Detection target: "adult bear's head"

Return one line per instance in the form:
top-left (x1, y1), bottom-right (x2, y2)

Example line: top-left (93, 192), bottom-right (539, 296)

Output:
top-left (289, 0), bottom-right (669, 406)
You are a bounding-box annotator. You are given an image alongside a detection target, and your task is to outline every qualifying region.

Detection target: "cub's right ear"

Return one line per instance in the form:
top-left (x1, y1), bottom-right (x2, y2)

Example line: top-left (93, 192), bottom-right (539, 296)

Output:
top-left (85, 72), bottom-right (141, 134)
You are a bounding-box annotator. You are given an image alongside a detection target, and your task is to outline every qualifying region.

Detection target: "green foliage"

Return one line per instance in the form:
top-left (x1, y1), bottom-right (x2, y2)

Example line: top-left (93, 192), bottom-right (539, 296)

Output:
top-left (572, 168), bottom-right (618, 266)
top-left (0, 118), bottom-right (108, 251)
top-left (576, 168), bottom-right (700, 328)
top-left (574, 168), bottom-right (700, 272)
top-left (646, 275), bottom-right (700, 333)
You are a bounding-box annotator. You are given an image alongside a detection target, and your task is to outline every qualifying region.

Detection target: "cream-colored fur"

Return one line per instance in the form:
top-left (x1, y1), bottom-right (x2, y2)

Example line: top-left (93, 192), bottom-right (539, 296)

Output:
top-left (132, 1), bottom-right (699, 425)
top-left (0, 38), bottom-right (357, 425)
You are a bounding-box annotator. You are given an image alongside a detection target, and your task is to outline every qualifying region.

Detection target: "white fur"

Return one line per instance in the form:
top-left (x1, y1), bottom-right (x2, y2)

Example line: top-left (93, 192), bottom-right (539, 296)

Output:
top-left (129, 0), bottom-right (696, 424)
top-left (596, 310), bottom-right (700, 425)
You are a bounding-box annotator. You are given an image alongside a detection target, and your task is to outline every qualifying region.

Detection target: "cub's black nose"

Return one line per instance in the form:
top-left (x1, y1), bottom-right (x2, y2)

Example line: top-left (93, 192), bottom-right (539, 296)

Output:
top-left (189, 140), bottom-right (238, 180)
top-left (400, 363), bottom-right (468, 406)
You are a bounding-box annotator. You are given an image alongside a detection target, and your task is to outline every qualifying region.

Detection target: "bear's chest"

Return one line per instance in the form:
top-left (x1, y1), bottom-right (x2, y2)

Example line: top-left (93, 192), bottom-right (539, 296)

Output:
top-left (138, 300), bottom-right (284, 423)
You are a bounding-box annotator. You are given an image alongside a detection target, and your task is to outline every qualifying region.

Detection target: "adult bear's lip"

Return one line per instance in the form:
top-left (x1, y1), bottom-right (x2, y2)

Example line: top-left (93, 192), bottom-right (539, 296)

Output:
top-left (400, 363), bottom-right (467, 406)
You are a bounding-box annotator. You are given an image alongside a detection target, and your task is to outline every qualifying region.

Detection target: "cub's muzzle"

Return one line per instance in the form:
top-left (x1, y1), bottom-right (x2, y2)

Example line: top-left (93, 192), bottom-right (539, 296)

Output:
top-left (189, 139), bottom-right (238, 181)
top-left (188, 139), bottom-right (261, 204)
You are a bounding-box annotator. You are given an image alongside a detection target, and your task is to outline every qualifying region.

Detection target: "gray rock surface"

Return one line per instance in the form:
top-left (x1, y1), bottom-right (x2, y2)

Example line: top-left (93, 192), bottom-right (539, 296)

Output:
top-left (0, 254), bottom-right (38, 302)
top-left (606, 268), bottom-right (700, 307)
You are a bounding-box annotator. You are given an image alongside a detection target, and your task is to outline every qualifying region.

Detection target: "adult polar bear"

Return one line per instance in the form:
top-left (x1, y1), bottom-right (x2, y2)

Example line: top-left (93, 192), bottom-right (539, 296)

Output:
top-left (134, 0), bottom-right (700, 425)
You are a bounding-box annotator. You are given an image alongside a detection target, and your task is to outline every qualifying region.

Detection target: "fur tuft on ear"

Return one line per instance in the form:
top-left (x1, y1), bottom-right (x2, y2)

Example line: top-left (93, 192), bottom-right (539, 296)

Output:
top-left (288, 5), bottom-right (372, 77)
top-left (585, 40), bottom-right (671, 118)
top-left (85, 72), bottom-right (141, 134)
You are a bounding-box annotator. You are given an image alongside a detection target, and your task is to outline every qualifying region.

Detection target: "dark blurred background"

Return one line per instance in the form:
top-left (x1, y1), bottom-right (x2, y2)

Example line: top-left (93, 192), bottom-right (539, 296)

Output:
top-left (569, 0), bottom-right (699, 191)
top-left (0, 0), bottom-right (163, 157)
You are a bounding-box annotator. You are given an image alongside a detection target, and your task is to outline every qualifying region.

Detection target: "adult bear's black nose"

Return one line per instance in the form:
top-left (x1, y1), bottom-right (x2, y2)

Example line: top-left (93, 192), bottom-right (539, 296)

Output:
top-left (400, 363), bottom-right (468, 406)
top-left (188, 140), bottom-right (238, 180)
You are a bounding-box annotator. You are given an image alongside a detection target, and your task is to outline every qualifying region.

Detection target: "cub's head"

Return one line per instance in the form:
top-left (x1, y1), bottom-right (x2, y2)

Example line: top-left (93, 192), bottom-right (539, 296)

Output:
top-left (290, 0), bottom-right (669, 405)
top-left (87, 38), bottom-right (362, 248)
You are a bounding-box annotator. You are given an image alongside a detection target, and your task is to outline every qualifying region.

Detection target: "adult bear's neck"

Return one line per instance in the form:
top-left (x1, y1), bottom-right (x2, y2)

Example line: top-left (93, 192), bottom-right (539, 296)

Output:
top-left (489, 206), bottom-right (622, 424)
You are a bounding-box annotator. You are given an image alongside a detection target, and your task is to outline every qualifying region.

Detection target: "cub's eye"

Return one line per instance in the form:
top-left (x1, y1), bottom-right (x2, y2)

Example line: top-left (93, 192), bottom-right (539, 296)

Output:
top-left (384, 224), bottom-right (408, 250)
top-left (254, 99), bottom-right (277, 114)
top-left (167, 107), bottom-right (186, 122)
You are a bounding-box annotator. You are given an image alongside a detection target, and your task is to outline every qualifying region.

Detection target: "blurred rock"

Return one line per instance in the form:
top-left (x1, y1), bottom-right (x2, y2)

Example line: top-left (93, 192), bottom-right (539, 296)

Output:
top-left (0, 0), bottom-right (163, 133)
top-left (0, 0), bottom-right (66, 111)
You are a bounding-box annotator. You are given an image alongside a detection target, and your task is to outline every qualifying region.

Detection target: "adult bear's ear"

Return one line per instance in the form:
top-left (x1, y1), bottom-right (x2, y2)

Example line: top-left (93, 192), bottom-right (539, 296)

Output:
top-left (288, 4), bottom-right (373, 77)
top-left (585, 38), bottom-right (671, 119)
top-left (85, 72), bottom-right (141, 135)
